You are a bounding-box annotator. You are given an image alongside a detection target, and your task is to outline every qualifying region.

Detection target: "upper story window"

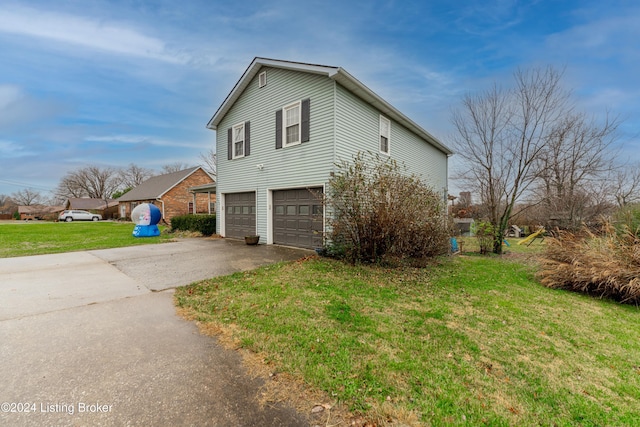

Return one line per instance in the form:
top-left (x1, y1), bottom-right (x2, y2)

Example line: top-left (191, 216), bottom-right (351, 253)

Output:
top-left (227, 121), bottom-right (250, 160)
top-left (259, 71), bottom-right (267, 88)
top-left (283, 101), bottom-right (301, 147)
top-left (275, 98), bottom-right (310, 149)
top-left (379, 115), bottom-right (390, 155)
top-left (233, 122), bottom-right (245, 158)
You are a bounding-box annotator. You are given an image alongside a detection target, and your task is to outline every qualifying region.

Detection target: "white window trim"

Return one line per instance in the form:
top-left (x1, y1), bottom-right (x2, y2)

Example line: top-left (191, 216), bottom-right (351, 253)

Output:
top-left (259, 71), bottom-right (267, 88)
top-left (379, 115), bottom-right (391, 155)
top-left (282, 100), bottom-right (302, 147)
top-left (232, 122), bottom-right (245, 159)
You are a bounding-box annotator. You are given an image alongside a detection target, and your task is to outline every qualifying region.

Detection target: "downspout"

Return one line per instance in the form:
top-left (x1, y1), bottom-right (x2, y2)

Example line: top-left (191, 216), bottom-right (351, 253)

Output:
top-left (332, 80), bottom-right (337, 176)
top-left (156, 198), bottom-right (166, 224)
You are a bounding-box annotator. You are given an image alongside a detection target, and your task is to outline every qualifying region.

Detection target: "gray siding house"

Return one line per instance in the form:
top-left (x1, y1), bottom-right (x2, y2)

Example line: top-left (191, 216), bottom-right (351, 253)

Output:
top-left (207, 57), bottom-right (452, 249)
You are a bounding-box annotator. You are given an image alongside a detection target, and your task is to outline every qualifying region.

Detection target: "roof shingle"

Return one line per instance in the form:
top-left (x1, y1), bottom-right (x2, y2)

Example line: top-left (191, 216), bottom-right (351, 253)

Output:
top-left (117, 167), bottom-right (203, 202)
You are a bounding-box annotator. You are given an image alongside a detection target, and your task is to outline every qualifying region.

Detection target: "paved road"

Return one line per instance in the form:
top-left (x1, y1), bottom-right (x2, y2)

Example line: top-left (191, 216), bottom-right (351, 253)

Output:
top-left (0, 239), bottom-right (312, 426)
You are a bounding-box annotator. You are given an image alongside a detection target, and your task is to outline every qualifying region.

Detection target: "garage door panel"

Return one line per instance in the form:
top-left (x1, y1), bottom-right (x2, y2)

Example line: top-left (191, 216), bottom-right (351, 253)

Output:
top-left (273, 187), bottom-right (323, 249)
top-left (225, 192), bottom-right (256, 239)
top-left (285, 219), bottom-right (300, 228)
top-left (297, 219), bottom-right (311, 229)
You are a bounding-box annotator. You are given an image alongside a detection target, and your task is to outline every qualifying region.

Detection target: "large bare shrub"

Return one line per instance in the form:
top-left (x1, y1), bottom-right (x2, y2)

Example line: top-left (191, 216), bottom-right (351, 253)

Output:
top-left (326, 152), bottom-right (450, 265)
top-left (538, 223), bottom-right (640, 304)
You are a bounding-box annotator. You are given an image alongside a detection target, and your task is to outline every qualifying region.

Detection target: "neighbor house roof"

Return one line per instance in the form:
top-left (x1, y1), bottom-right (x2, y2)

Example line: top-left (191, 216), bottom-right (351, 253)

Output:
top-left (66, 198), bottom-right (118, 210)
top-left (117, 167), bottom-right (213, 202)
top-left (207, 57), bottom-right (454, 156)
top-left (18, 205), bottom-right (63, 214)
top-left (188, 182), bottom-right (217, 193)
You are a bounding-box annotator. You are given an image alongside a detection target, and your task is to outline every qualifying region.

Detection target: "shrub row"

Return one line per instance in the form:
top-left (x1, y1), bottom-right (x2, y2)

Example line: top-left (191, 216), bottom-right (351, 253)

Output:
top-left (170, 214), bottom-right (216, 236)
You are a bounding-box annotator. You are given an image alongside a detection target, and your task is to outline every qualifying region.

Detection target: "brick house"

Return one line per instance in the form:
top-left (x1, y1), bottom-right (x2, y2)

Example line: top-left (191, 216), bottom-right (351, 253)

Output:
top-left (18, 205), bottom-right (64, 220)
top-left (116, 166), bottom-right (216, 223)
top-left (64, 198), bottom-right (119, 219)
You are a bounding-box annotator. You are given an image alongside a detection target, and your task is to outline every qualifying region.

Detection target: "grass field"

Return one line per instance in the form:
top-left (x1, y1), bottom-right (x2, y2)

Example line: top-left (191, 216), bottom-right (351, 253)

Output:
top-left (456, 236), bottom-right (547, 255)
top-left (0, 221), bottom-right (173, 258)
top-left (175, 252), bottom-right (640, 426)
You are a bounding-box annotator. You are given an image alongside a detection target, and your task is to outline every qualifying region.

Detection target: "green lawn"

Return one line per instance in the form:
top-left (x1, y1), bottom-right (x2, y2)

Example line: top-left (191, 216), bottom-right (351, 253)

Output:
top-left (456, 236), bottom-right (547, 255)
top-left (175, 254), bottom-right (640, 426)
top-left (0, 221), bottom-right (173, 257)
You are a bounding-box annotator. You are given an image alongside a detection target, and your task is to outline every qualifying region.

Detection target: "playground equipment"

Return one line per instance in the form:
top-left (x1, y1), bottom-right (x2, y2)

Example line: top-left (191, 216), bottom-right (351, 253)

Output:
top-left (450, 237), bottom-right (459, 253)
top-left (517, 227), bottom-right (545, 246)
top-left (508, 225), bottom-right (523, 237)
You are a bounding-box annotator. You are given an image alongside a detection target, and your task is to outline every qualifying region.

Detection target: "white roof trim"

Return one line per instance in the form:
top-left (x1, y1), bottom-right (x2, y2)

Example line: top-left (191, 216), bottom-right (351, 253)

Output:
top-left (207, 57), bottom-right (453, 155)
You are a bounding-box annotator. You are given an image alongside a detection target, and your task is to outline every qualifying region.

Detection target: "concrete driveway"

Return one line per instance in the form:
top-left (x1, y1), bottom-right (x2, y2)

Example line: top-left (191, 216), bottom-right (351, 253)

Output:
top-left (0, 239), bottom-right (312, 426)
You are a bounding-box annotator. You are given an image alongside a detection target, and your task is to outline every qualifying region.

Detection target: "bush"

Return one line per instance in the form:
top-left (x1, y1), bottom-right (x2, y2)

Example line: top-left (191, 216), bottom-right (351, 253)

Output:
top-left (325, 152), bottom-right (450, 266)
top-left (538, 222), bottom-right (640, 304)
top-left (170, 214), bottom-right (216, 236)
top-left (474, 221), bottom-right (494, 254)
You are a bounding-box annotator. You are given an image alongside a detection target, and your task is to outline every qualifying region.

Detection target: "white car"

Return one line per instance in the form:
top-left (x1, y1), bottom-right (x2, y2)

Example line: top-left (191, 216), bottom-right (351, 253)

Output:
top-left (58, 210), bottom-right (102, 222)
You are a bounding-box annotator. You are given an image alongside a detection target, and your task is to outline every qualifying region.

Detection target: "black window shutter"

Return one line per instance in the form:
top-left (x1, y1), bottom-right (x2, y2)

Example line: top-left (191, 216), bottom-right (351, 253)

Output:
top-left (275, 109), bottom-right (283, 149)
top-left (227, 128), bottom-right (232, 160)
top-left (244, 121), bottom-right (250, 157)
top-left (301, 98), bottom-right (310, 142)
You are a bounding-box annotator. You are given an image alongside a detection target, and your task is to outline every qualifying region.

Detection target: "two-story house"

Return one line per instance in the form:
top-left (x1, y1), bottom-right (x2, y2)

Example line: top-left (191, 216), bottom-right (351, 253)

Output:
top-left (207, 58), bottom-right (453, 249)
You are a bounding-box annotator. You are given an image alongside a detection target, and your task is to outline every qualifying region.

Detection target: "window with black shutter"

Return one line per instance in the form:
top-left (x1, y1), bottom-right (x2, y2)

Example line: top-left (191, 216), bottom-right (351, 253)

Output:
top-left (228, 121), bottom-right (250, 159)
top-left (275, 98), bottom-right (310, 149)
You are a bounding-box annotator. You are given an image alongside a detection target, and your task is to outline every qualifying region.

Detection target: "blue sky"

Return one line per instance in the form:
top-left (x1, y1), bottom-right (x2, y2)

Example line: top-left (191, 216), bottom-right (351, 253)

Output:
top-left (1, 0), bottom-right (639, 197)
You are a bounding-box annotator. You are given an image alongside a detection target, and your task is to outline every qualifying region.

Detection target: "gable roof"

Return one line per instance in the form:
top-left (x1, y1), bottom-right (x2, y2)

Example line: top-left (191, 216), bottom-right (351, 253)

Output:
top-left (117, 167), bottom-right (212, 202)
top-left (66, 198), bottom-right (118, 210)
top-left (19, 205), bottom-right (63, 214)
top-left (207, 57), bottom-right (453, 155)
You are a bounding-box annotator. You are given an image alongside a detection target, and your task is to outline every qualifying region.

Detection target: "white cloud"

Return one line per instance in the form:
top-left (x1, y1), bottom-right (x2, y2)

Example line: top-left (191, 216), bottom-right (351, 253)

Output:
top-left (0, 84), bottom-right (62, 129)
top-left (547, 12), bottom-right (640, 59)
top-left (453, 0), bottom-right (525, 36)
top-left (0, 5), bottom-right (188, 63)
top-left (0, 85), bottom-right (22, 109)
top-left (85, 134), bottom-right (205, 149)
top-left (0, 139), bottom-right (35, 158)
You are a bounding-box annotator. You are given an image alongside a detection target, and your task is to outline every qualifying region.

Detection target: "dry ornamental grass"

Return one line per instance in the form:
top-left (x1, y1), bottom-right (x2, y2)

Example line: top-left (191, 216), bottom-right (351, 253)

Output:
top-left (538, 223), bottom-right (640, 304)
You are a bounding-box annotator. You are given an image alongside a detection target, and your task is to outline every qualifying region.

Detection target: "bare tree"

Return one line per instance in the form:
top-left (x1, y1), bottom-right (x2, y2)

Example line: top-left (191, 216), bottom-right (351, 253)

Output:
top-left (55, 166), bottom-right (123, 200)
top-left (43, 193), bottom-right (65, 206)
top-left (11, 188), bottom-right (43, 206)
top-left (451, 67), bottom-right (571, 253)
top-left (120, 163), bottom-right (155, 188)
top-left (55, 175), bottom-right (88, 199)
top-left (161, 162), bottom-right (193, 174)
top-left (533, 112), bottom-right (619, 228)
top-left (0, 194), bottom-right (12, 207)
top-left (198, 149), bottom-right (217, 178)
top-left (612, 162), bottom-right (640, 207)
